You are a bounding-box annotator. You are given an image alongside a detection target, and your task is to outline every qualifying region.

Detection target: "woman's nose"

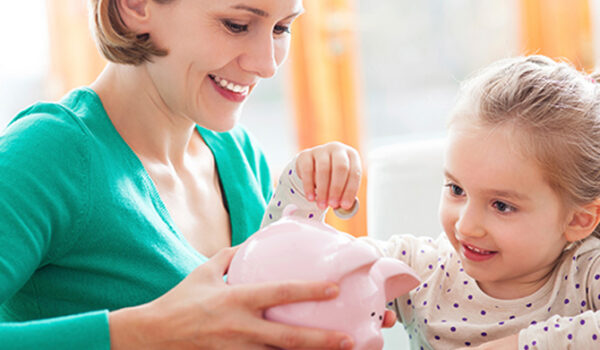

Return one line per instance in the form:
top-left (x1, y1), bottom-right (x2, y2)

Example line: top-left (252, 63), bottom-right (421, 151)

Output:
top-left (239, 34), bottom-right (279, 79)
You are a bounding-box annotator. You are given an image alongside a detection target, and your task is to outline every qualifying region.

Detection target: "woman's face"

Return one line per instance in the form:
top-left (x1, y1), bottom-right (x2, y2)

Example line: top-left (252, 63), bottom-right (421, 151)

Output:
top-left (144, 0), bottom-right (303, 131)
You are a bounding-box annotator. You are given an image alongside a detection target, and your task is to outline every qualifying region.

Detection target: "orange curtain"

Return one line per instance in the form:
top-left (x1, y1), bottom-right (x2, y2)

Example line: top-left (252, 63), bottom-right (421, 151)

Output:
top-left (46, 0), bottom-right (106, 98)
top-left (288, 0), bottom-right (366, 236)
top-left (520, 0), bottom-right (594, 70)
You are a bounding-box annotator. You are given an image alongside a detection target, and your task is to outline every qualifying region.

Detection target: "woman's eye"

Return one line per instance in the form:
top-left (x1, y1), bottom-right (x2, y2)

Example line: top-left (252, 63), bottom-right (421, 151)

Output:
top-left (492, 200), bottom-right (516, 213)
top-left (273, 25), bottom-right (291, 35)
top-left (445, 183), bottom-right (464, 196)
top-left (223, 20), bottom-right (248, 34)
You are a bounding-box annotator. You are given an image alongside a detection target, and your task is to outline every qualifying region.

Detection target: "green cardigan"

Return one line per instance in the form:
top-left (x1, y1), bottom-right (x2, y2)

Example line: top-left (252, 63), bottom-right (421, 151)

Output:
top-left (0, 87), bottom-right (273, 349)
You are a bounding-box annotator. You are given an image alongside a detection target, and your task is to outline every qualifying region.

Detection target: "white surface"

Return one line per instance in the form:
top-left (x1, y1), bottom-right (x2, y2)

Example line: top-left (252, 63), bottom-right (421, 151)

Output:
top-left (367, 137), bottom-right (447, 350)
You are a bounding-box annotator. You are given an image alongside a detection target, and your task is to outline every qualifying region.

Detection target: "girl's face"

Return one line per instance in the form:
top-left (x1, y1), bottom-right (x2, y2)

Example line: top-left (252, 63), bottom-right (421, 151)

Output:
top-left (142, 0), bottom-right (303, 131)
top-left (439, 121), bottom-right (570, 299)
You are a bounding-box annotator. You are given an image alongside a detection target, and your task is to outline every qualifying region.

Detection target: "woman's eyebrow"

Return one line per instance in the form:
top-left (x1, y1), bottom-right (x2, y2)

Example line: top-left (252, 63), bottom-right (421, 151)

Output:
top-left (230, 4), bottom-right (304, 20)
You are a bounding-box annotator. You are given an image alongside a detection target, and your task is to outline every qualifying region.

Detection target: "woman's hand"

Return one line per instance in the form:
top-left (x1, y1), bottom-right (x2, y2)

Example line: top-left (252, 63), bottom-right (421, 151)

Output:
top-left (455, 333), bottom-right (518, 350)
top-left (295, 142), bottom-right (361, 210)
top-left (109, 247), bottom-right (354, 350)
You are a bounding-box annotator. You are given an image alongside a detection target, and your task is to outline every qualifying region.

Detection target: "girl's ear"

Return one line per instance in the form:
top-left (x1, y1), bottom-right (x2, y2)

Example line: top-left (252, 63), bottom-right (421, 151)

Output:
top-left (117, 0), bottom-right (151, 33)
top-left (564, 199), bottom-right (600, 242)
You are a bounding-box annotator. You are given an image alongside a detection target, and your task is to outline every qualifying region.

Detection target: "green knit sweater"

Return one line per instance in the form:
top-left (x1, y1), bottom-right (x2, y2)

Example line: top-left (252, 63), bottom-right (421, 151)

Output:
top-left (0, 87), bottom-right (273, 349)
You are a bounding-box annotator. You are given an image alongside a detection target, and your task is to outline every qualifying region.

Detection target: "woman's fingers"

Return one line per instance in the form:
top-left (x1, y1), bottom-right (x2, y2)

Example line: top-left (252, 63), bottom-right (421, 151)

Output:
top-left (251, 318), bottom-right (354, 350)
top-left (238, 280), bottom-right (340, 309)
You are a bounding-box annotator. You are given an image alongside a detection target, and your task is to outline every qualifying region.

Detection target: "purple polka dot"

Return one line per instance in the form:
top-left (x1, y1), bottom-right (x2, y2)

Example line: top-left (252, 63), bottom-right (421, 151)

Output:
top-left (459, 268), bottom-right (464, 272)
top-left (463, 280), bottom-right (468, 285)
top-left (290, 188), bottom-right (295, 194)
top-left (564, 298), bottom-right (570, 304)
top-left (544, 326), bottom-right (548, 331)
top-left (407, 299), bottom-right (412, 305)
top-left (510, 315), bottom-right (515, 320)
top-left (468, 295), bottom-right (473, 300)
top-left (531, 321), bottom-right (537, 325)
top-left (428, 264), bottom-right (433, 270)
top-left (524, 346), bottom-right (529, 350)
top-left (526, 303), bottom-right (532, 308)
top-left (453, 303), bottom-right (459, 308)
top-left (499, 321), bottom-right (504, 325)
top-left (420, 249), bottom-right (425, 254)
top-left (555, 324), bottom-right (560, 328)
top-left (440, 264), bottom-right (445, 270)
top-left (423, 283), bottom-right (428, 288)
top-left (435, 335), bottom-right (440, 340)
top-left (423, 301), bottom-right (428, 306)
top-left (581, 320), bottom-right (586, 325)
top-left (308, 213), bottom-right (314, 219)
top-left (424, 318), bottom-right (428, 324)
top-left (462, 317), bottom-right (468, 321)
top-left (277, 201), bottom-right (281, 207)
top-left (582, 301), bottom-right (587, 307)
top-left (481, 310), bottom-right (486, 316)
top-left (593, 334), bottom-right (598, 340)
top-left (288, 169), bottom-right (292, 175)
top-left (465, 342), bottom-right (471, 346)
top-left (402, 250), bottom-right (406, 255)
top-left (576, 283), bottom-right (580, 289)
top-left (532, 341), bottom-right (536, 346)
top-left (388, 302), bottom-right (393, 306)
top-left (447, 288), bottom-right (452, 293)
top-left (437, 305), bottom-right (441, 310)
top-left (481, 332), bottom-right (487, 336)
top-left (548, 307), bottom-right (552, 312)
top-left (565, 275), bottom-right (568, 280)
top-left (269, 214), bottom-right (273, 219)
top-left (568, 334), bottom-right (573, 340)
top-left (450, 327), bottom-right (456, 332)
top-left (595, 274), bottom-right (600, 280)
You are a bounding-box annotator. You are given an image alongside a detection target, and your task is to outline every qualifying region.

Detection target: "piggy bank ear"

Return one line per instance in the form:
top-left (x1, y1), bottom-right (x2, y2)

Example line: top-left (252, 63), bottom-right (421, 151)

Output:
top-left (370, 258), bottom-right (421, 301)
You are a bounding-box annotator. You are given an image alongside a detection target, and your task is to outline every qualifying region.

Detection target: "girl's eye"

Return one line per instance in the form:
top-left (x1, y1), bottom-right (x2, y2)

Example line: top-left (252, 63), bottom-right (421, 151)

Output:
top-left (445, 183), bottom-right (464, 196)
top-left (273, 25), bottom-right (291, 35)
top-left (492, 200), bottom-right (516, 213)
top-left (223, 20), bottom-right (248, 34)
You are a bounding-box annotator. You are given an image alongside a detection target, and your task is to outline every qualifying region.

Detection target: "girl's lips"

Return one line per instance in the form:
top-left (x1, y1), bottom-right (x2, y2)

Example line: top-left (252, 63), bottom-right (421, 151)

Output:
top-left (460, 242), bottom-right (498, 262)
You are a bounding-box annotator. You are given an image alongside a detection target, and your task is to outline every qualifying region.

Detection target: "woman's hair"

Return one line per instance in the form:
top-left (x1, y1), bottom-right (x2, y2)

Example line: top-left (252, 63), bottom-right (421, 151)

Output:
top-left (450, 55), bottom-right (600, 239)
top-left (88, 0), bottom-right (173, 65)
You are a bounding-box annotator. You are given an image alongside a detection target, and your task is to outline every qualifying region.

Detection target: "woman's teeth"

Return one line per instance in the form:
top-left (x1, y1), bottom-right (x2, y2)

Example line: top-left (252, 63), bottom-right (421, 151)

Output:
top-left (211, 75), bottom-right (249, 94)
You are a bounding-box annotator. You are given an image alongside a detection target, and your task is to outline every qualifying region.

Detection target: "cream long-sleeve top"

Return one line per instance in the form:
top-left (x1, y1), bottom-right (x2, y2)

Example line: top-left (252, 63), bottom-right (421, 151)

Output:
top-left (263, 159), bottom-right (600, 350)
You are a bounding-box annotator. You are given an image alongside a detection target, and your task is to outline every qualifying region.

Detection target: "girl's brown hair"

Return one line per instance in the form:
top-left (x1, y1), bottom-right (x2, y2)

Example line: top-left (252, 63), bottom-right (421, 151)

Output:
top-left (450, 55), bottom-right (600, 239)
top-left (88, 0), bottom-right (173, 65)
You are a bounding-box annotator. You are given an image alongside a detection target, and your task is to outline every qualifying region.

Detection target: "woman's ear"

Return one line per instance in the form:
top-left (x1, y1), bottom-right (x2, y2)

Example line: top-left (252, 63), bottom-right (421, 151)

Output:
top-left (564, 199), bottom-right (600, 242)
top-left (117, 0), bottom-right (151, 33)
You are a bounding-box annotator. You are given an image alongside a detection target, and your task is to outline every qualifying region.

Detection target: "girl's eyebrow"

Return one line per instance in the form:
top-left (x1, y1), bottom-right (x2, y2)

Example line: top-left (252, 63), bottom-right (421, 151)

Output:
top-left (230, 4), bottom-right (305, 20)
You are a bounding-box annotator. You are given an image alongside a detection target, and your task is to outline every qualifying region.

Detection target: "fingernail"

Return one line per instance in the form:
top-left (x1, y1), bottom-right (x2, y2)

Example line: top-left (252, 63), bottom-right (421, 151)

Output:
top-left (325, 286), bottom-right (338, 297)
top-left (318, 201), bottom-right (327, 209)
top-left (340, 338), bottom-right (353, 350)
top-left (307, 193), bottom-right (315, 201)
top-left (329, 199), bottom-right (339, 208)
top-left (341, 200), bottom-right (352, 209)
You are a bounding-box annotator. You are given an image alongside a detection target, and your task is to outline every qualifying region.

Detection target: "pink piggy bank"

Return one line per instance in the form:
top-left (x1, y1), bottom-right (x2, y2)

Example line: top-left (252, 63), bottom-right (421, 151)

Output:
top-left (227, 206), bottom-right (420, 350)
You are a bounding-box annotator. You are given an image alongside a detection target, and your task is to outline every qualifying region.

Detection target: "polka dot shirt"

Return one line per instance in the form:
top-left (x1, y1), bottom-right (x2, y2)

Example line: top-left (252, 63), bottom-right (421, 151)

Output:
top-left (361, 234), bottom-right (600, 350)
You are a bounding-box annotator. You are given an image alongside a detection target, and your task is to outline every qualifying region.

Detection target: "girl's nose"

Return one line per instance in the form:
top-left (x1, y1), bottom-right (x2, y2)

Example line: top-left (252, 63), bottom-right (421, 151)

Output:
top-left (455, 204), bottom-right (486, 238)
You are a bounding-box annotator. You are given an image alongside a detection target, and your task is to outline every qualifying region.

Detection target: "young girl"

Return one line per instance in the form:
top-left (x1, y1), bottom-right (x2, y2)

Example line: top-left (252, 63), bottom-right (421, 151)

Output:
top-left (264, 55), bottom-right (600, 349)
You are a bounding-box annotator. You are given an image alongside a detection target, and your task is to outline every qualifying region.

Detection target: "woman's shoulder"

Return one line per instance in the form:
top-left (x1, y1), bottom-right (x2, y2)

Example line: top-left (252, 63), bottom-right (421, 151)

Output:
top-left (5, 87), bottom-right (99, 140)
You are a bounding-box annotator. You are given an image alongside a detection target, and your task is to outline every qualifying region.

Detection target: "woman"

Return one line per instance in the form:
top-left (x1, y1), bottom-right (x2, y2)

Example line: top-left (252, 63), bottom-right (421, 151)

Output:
top-left (0, 0), bottom-right (390, 348)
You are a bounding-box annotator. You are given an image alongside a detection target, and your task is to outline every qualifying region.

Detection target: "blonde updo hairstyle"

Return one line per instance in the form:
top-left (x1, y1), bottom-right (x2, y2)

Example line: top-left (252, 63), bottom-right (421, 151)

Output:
top-left (449, 55), bottom-right (600, 239)
top-left (89, 0), bottom-right (173, 65)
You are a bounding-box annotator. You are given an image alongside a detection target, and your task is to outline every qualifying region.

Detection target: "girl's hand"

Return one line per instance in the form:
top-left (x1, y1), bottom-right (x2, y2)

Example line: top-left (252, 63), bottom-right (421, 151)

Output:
top-left (296, 142), bottom-right (361, 210)
top-left (109, 247), bottom-right (354, 350)
top-left (456, 333), bottom-right (518, 350)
